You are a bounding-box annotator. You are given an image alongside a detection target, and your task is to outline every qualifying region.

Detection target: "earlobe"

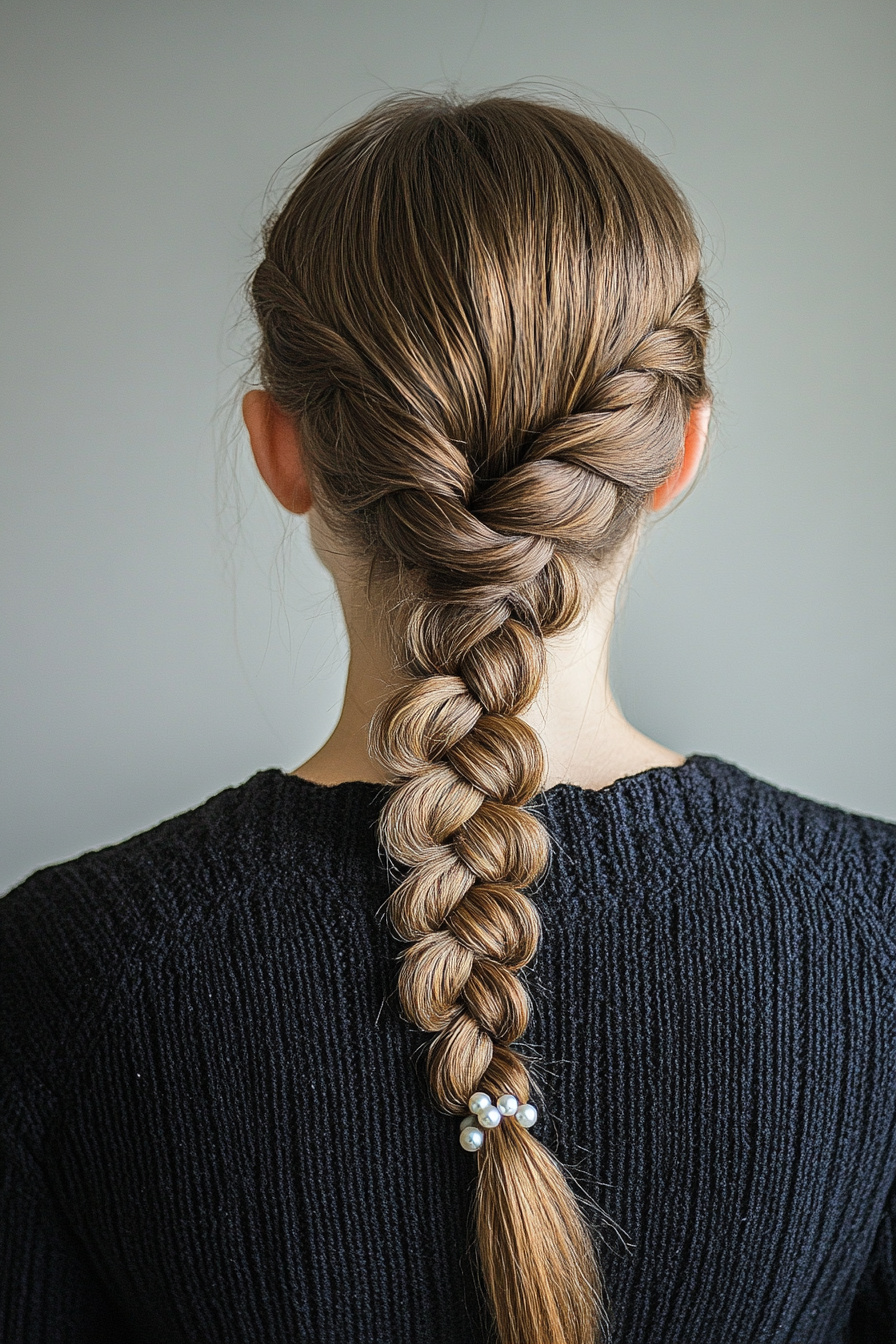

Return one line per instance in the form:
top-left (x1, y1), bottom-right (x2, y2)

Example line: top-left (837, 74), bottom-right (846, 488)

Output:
top-left (242, 389), bottom-right (314, 515)
top-left (650, 398), bottom-right (711, 513)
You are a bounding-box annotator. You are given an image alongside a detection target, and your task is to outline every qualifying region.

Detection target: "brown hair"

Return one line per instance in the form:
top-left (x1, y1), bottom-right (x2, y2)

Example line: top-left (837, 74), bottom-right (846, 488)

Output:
top-left (250, 92), bottom-right (709, 1344)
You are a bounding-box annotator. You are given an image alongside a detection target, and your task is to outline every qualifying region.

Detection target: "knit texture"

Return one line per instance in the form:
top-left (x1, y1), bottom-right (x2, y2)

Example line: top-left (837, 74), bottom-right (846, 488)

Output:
top-left (2, 755), bottom-right (896, 1343)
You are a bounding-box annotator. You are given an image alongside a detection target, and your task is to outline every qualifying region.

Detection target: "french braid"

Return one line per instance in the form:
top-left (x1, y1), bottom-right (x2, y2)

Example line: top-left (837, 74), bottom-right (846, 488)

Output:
top-left (250, 93), bottom-right (710, 1344)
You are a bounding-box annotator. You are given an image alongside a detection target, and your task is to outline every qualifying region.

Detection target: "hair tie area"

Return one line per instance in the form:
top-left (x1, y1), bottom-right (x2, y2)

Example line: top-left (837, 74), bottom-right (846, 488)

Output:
top-left (459, 1092), bottom-right (538, 1151)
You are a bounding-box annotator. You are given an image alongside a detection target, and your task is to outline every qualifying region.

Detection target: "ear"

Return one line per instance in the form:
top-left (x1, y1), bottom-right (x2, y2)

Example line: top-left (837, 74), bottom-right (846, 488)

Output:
top-left (650, 399), bottom-right (711, 512)
top-left (242, 389), bottom-right (313, 515)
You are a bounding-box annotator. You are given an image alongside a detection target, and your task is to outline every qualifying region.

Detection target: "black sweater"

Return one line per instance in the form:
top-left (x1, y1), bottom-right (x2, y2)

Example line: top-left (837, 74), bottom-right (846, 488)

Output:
top-left (2, 755), bottom-right (896, 1343)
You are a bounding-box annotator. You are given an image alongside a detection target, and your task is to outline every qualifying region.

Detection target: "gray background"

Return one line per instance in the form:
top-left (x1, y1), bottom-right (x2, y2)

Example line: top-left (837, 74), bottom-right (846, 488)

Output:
top-left (2, 0), bottom-right (894, 892)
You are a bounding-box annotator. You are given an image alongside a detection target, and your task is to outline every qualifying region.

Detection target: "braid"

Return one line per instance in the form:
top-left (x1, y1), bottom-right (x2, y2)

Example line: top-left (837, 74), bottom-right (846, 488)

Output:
top-left (249, 92), bottom-right (711, 1344)
top-left (367, 363), bottom-right (683, 1338)
top-left (372, 581), bottom-right (602, 1339)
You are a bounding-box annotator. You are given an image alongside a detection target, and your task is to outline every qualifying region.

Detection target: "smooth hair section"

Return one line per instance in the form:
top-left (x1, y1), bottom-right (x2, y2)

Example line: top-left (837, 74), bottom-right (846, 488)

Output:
top-left (250, 93), bottom-right (710, 1344)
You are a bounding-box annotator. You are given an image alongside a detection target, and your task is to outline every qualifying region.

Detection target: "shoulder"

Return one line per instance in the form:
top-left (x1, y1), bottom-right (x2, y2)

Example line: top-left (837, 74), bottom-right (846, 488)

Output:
top-left (559, 754), bottom-right (896, 952)
top-left (0, 771), bottom-right (382, 1109)
top-left (1, 770), bottom-right (283, 966)
top-left (675, 755), bottom-right (896, 949)
top-left (569, 752), bottom-right (896, 858)
top-left (682, 753), bottom-right (896, 867)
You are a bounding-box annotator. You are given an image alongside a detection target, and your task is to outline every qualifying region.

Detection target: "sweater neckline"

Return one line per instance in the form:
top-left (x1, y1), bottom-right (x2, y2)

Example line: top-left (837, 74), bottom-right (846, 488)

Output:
top-left (277, 751), bottom-right (713, 810)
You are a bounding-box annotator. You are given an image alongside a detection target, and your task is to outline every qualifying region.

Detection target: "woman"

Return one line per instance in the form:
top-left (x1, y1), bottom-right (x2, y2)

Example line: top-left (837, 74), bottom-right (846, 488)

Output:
top-left (2, 94), bottom-right (894, 1344)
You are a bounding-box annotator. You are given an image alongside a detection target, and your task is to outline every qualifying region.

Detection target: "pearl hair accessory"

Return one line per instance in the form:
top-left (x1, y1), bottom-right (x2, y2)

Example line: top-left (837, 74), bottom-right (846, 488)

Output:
top-left (458, 1092), bottom-right (539, 1151)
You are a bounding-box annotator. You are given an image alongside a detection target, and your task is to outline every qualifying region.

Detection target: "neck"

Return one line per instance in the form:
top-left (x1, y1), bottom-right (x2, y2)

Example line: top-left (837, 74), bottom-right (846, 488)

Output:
top-left (294, 568), bottom-right (684, 793)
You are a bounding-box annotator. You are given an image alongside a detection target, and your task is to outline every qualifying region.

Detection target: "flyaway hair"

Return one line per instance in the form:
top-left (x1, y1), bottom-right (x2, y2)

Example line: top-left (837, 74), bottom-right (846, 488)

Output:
top-left (250, 92), bottom-right (710, 1344)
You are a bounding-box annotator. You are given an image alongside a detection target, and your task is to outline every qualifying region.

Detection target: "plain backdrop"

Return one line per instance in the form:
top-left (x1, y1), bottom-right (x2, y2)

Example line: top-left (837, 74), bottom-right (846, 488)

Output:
top-left (2, 0), bottom-right (894, 892)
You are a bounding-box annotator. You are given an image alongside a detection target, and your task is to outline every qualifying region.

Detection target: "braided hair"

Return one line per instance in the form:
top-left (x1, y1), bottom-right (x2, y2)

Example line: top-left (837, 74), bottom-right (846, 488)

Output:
top-left (250, 92), bottom-right (710, 1344)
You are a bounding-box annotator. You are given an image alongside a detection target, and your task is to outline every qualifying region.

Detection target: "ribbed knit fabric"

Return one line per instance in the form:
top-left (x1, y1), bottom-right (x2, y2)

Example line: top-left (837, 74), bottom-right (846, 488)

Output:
top-left (2, 754), bottom-right (896, 1343)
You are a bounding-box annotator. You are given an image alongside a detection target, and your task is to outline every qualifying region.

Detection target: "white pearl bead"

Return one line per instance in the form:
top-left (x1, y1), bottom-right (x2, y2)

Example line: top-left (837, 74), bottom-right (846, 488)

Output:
top-left (515, 1103), bottom-right (538, 1129)
top-left (459, 1114), bottom-right (479, 1132)
top-left (468, 1092), bottom-right (492, 1114)
top-left (496, 1094), bottom-right (519, 1116)
top-left (459, 1126), bottom-right (484, 1152)
top-left (479, 1105), bottom-right (502, 1129)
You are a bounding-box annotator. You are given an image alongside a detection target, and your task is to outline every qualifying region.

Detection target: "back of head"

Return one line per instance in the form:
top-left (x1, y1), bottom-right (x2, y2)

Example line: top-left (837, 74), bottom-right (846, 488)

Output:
top-left (250, 92), bottom-right (710, 1344)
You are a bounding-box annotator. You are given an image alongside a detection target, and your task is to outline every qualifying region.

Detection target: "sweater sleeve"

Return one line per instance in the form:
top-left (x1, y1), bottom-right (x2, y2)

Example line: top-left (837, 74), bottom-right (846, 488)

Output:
top-left (0, 857), bottom-right (138, 1343)
top-left (847, 1173), bottom-right (896, 1343)
top-left (845, 810), bottom-right (896, 1343)
top-left (0, 1113), bottom-right (122, 1344)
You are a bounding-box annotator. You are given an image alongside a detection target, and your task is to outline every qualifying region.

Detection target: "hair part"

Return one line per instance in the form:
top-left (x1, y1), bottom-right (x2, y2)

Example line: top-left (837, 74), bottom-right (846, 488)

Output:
top-left (250, 91), bottom-right (710, 1344)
